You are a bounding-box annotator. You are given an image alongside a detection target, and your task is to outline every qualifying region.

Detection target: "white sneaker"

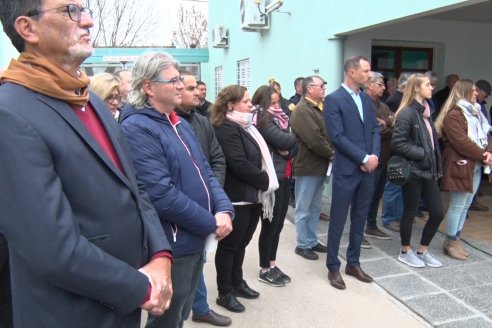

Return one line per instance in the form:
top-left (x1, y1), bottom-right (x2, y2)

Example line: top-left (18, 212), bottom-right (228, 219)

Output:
top-left (398, 249), bottom-right (425, 268)
top-left (417, 251), bottom-right (442, 268)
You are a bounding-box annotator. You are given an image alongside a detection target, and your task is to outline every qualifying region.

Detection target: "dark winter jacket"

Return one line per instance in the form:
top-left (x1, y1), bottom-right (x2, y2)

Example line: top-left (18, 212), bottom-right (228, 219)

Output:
top-left (257, 113), bottom-right (298, 179)
top-left (391, 100), bottom-right (443, 181)
top-left (120, 106), bottom-right (234, 258)
top-left (215, 119), bottom-right (269, 203)
top-left (175, 107), bottom-right (226, 186)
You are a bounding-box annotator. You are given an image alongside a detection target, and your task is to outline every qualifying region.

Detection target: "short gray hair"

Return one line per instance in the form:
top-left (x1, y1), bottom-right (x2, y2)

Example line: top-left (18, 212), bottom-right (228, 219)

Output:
top-left (129, 52), bottom-right (179, 109)
top-left (424, 71), bottom-right (438, 81)
top-left (398, 72), bottom-right (412, 88)
top-left (301, 75), bottom-right (324, 95)
top-left (368, 71), bottom-right (384, 83)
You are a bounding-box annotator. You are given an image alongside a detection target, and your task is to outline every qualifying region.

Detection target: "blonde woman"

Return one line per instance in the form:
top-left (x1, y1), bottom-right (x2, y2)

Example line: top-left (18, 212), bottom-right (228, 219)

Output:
top-left (89, 73), bottom-right (122, 120)
top-left (391, 73), bottom-right (444, 268)
top-left (435, 79), bottom-right (492, 260)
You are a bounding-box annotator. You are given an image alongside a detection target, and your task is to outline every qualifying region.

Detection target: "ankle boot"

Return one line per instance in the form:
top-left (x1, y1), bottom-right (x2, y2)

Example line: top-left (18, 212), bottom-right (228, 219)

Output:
top-left (456, 237), bottom-right (469, 257)
top-left (443, 237), bottom-right (466, 260)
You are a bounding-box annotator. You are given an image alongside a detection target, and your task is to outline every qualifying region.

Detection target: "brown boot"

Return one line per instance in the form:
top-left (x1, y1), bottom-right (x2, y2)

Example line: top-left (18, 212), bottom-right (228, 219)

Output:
top-left (456, 237), bottom-right (469, 257)
top-left (443, 237), bottom-right (466, 260)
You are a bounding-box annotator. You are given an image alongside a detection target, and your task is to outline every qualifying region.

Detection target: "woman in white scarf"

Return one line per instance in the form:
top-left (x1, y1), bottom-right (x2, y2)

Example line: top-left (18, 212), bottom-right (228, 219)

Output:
top-left (435, 79), bottom-right (492, 261)
top-left (210, 85), bottom-right (278, 313)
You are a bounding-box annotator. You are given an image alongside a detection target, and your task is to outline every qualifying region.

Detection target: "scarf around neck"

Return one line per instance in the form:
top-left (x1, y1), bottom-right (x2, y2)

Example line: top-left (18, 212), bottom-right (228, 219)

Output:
top-left (421, 99), bottom-right (435, 149)
top-left (226, 110), bottom-right (279, 220)
top-left (457, 99), bottom-right (491, 149)
top-left (1, 52), bottom-right (90, 106)
top-left (267, 105), bottom-right (289, 130)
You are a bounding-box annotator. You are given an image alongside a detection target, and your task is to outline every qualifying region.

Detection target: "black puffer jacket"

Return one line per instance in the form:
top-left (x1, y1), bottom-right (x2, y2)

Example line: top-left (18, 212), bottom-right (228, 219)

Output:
top-left (257, 114), bottom-right (298, 179)
top-left (391, 100), bottom-right (443, 180)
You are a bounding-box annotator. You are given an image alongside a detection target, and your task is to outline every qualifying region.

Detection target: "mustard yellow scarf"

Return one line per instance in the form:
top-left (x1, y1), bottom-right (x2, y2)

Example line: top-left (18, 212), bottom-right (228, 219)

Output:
top-left (1, 52), bottom-right (90, 106)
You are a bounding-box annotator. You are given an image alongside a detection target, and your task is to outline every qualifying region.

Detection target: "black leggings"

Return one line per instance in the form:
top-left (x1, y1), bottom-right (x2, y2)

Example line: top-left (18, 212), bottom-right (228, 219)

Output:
top-left (258, 179), bottom-right (290, 268)
top-left (400, 178), bottom-right (444, 247)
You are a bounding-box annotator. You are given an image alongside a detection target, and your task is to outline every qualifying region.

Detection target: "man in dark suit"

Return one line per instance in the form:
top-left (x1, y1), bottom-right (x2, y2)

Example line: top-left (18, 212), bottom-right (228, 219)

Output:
top-left (324, 56), bottom-right (380, 290)
top-left (0, 1), bottom-right (172, 327)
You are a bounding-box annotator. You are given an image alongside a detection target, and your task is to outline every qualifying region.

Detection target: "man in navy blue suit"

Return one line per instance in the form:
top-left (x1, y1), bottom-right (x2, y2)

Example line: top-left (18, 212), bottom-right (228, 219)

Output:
top-left (323, 56), bottom-right (380, 290)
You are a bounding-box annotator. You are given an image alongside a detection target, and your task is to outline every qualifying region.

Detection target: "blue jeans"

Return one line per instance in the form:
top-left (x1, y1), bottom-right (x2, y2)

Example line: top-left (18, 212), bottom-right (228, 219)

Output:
top-left (146, 251), bottom-right (204, 328)
top-left (294, 175), bottom-right (325, 249)
top-left (191, 267), bottom-right (209, 316)
top-left (382, 181), bottom-right (403, 224)
top-left (446, 164), bottom-right (482, 237)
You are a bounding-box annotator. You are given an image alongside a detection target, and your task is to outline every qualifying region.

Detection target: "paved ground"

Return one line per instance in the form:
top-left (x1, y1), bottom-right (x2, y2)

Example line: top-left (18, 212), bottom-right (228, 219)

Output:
top-left (182, 217), bottom-right (430, 328)
top-left (142, 183), bottom-right (492, 327)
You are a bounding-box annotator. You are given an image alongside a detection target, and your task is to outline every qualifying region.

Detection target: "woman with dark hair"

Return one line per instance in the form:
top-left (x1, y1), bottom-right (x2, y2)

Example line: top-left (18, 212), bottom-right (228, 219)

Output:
top-left (435, 79), bottom-right (492, 260)
top-left (392, 73), bottom-right (444, 268)
top-left (252, 85), bottom-right (297, 287)
top-left (211, 85), bottom-right (278, 313)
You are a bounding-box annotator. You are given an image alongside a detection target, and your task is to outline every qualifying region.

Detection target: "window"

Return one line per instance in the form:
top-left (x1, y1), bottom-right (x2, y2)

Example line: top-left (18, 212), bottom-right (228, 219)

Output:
top-left (371, 46), bottom-right (433, 78)
top-left (215, 66), bottom-right (223, 97)
top-left (179, 63), bottom-right (201, 80)
top-left (237, 58), bottom-right (250, 90)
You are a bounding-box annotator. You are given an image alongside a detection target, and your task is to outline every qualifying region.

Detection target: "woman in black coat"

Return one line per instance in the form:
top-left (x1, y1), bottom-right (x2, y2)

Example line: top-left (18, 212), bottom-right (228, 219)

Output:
top-left (391, 73), bottom-right (444, 269)
top-left (252, 85), bottom-right (297, 287)
top-left (211, 85), bottom-right (278, 313)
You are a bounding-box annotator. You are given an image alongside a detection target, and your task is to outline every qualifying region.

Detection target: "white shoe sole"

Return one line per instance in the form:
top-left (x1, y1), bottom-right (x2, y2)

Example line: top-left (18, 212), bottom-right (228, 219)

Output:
top-left (397, 256), bottom-right (425, 268)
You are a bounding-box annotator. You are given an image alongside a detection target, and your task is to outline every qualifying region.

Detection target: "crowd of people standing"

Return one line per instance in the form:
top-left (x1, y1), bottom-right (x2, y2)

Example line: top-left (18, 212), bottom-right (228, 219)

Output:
top-left (1, 1), bottom-right (492, 327)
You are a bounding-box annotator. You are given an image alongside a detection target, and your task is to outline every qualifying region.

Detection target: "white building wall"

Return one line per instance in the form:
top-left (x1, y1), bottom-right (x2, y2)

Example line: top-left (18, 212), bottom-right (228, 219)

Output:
top-left (345, 18), bottom-right (492, 85)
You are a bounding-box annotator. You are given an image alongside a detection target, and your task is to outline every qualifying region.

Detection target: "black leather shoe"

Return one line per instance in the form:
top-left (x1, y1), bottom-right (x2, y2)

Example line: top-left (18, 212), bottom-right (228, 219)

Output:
top-left (311, 243), bottom-right (327, 253)
top-left (328, 271), bottom-right (346, 290)
top-left (192, 309), bottom-right (232, 326)
top-left (232, 280), bottom-right (260, 299)
top-left (345, 264), bottom-right (373, 283)
top-left (469, 202), bottom-right (489, 212)
top-left (295, 247), bottom-right (319, 260)
top-left (216, 293), bottom-right (245, 313)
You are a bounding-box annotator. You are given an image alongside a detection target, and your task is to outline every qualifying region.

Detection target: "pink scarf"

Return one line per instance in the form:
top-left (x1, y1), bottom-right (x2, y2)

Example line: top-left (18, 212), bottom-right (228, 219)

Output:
top-left (267, 105), bottom-right (289, 130)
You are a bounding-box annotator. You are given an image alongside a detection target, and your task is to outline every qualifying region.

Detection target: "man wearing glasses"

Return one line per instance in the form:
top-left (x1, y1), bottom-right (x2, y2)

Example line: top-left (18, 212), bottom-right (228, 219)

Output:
top-left (0, 1), bottom-right (173, 327)
top-left (290, 76), bottom-right (334, 261)
top-left (324, 56), bottom-right (380, 290)
top-left (119, 52), bottom-right (234, 328)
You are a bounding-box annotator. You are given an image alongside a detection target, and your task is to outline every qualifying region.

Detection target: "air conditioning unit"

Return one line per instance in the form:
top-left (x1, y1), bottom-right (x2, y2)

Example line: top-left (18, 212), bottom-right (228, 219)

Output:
top-left (240, 0), bottom-right (269, 30)
top-left (212, 25), bottom-right (229, 48)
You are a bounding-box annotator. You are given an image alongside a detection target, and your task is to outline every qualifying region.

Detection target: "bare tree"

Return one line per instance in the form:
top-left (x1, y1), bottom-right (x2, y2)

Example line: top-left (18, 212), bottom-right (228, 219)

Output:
top-left (84, 0), bottom-right (159, 47)
top-left (171, 5), bottom-right (208, 48)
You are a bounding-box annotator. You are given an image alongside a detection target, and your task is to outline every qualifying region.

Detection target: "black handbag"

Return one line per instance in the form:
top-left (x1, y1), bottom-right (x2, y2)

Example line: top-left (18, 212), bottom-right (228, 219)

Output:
top-left (387, 155), bottom-right (412, 186)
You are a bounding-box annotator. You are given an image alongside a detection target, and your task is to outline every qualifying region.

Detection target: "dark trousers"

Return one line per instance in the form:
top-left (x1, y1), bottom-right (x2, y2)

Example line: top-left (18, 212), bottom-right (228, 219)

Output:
top-left (366, 165), bottom-right (387, 229)
top-left (400, 179), bottom-right (444, 246)
top-left (327, 171), bottom-right (374, 272)
top-left (258, 179), bottom-right (290, 268)
top-left (146, 251), bottom-right (203, 328)
top-left (0, 235), bottom-right (12, 328)
top-left (215, 204), bottom-right (261, 295)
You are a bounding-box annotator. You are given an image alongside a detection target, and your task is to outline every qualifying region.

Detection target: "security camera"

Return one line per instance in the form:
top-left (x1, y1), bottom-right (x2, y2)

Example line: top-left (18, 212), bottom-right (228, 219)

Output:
top-left (265, 0), bottom-right (283, 15)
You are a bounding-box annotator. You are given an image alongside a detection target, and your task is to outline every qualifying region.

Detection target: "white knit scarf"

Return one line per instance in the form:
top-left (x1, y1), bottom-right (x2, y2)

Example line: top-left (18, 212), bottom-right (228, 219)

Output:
top-left (457, 99), bottom-right (491, 149)
top-left (226, 111), bottom-right (279, 220)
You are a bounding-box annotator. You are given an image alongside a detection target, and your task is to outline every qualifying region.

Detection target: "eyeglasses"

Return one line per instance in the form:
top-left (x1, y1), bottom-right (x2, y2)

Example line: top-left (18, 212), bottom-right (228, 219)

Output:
top-left (28, 4), bottom-right (93, 22)
top-left (151, 76), bottom-right (185, 87)
top-left (310, 83), bottom-right (327, 90)
top-left (373, 82), bottom-right (385, 87)
top-left (105, 95), bottom-right (122, 104)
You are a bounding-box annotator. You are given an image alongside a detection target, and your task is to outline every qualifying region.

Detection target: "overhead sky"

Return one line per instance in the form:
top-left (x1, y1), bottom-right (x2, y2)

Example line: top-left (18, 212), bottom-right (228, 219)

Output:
top-left (153, 0), bottom-right (208, 46)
